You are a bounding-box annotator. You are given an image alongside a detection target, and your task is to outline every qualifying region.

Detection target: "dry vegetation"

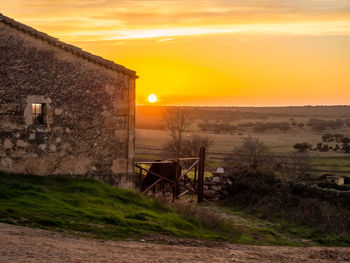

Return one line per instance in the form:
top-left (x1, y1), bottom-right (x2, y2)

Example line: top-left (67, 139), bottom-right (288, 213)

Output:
top-left (222, 168), bottom-right (350, 241)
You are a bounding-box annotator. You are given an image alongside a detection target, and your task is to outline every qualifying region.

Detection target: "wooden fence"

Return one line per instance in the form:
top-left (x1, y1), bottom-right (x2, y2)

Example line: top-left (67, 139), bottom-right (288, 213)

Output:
top-left (134, 147), bottom-right (205, 203)
top-left (136, 145), bottom-right (350, 176)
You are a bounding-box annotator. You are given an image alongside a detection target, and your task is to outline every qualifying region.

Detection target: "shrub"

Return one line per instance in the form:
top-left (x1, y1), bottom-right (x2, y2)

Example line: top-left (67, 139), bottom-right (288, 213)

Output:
top-left (224, 169), bottom-right (350, 236)
top-left (293, 142), bottom-right (313, 153)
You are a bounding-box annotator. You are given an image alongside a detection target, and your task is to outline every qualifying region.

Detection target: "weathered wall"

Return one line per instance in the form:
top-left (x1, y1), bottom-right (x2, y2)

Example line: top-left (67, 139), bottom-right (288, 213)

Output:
top-left (0, 22), bottom-right (136, 187)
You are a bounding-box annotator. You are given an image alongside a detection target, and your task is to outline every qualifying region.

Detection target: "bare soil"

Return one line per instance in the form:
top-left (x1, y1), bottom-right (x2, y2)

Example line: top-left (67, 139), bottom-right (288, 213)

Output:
top-left (1, 223), bottom-right (349, 263)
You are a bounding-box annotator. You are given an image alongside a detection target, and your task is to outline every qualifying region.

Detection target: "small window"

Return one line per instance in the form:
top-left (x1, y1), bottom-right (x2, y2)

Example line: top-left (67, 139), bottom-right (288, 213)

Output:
top-left (32, 103), bottom-right (45, 124)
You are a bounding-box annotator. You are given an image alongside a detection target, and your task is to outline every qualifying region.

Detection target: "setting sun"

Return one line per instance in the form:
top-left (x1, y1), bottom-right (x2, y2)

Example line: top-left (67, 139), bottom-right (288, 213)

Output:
top-left (148, 94), bottom-right (157, 103)
top-left (3, 0), bottom-right (350, 106)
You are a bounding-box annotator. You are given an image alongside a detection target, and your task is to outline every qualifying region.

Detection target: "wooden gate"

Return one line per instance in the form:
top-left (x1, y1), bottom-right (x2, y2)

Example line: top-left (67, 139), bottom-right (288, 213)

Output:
top-left (134, 147), bottom-right (205, 203)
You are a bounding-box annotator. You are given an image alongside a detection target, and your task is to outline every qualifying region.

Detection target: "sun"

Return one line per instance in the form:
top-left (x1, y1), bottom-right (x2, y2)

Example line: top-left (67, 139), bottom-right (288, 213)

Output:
top-left (148, 94), bottom-right (157, 103)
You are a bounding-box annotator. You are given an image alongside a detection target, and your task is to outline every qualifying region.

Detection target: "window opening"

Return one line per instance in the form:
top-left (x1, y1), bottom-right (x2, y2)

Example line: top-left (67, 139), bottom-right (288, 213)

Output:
top-left (32, 103), bottom-right (45, 124)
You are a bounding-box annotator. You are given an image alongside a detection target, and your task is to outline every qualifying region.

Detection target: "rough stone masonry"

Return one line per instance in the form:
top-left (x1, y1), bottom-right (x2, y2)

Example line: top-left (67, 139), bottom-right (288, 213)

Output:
top-left (0, 14), bottom-right (137, 188)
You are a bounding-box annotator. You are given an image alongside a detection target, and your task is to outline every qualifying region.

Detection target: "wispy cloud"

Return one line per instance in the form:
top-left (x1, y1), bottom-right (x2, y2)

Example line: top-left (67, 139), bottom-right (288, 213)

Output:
top-left (2, 0), bottom-right (350, 41)
top-left (59, 21), bottom-right (350, 41)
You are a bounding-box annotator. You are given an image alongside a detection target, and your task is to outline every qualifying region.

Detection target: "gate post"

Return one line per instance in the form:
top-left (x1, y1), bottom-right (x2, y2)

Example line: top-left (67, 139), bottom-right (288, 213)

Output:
top-left (197, 147), bottom-right (205, 203)
top-left (173, 159), bottom-right (181, 202)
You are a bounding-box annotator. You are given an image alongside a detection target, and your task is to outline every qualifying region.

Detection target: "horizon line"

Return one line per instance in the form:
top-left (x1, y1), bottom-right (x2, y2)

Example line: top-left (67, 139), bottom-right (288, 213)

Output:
top-left (136, 104), bottom-right (350, 108)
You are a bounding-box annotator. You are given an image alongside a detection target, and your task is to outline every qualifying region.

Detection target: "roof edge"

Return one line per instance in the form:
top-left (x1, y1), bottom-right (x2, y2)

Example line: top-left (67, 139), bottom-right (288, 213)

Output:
top-left (0, 13), bottom-right (138, 78)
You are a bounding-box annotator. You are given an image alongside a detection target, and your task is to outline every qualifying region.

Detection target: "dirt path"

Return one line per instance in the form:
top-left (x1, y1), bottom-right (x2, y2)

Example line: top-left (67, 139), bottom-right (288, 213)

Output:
top-left (0, 223), bottom-right (349, 263)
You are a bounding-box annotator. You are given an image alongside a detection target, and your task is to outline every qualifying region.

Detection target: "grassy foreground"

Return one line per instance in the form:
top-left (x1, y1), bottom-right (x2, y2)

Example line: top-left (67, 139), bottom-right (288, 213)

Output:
top-left (0, 172), bottom-right (221, 241)
top-left (0, 172), bottom-right (348, 246)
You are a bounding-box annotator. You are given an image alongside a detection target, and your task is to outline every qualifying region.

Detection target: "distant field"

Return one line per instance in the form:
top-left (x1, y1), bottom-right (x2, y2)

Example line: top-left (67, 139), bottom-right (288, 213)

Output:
top-left (135, 105), bottom-right (350, 176)
top-left (136, 128), bottom-right (350, 154)
top-left (136, 129), bottom-right (350, 177)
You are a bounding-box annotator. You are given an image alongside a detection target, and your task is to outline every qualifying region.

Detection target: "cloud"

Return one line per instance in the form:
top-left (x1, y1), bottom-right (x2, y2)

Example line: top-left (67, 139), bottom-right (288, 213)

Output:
top-left (2, 0), bottom-right (350, 41)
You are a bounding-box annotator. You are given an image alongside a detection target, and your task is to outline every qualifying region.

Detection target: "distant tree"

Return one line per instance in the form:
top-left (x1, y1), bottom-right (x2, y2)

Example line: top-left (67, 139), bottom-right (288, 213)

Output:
top-left (197, 122), bottom-right (208, 131)
top-left (308, 119), bottom-right (327, 131)
top-left (163, 107), bottom-right (190, 157)
top-left (293, 143), bottom-right (313, 153)
top-left (234, 136), bottom-right (270, 169)
top-left (334, 134), bottom-right (344, 142)
top-left (329, 119), bottom-right (344, 129)
top-left (182, 135), bottom-right (214, 157)
top-left (313, 123), bottom-right (327, 131)
top-left (343, 143), bottom-right (350, 153)
top-left (322, 134), bottom-right (333, 142)
top-left (321, 144), bottom-right (329, 152)
top-left (316, 143), bottom-right (323, 151)
top-left (288, 152), bottom-right (311, 180)
top-left (278, 122), bottom-right (291, 132)
top-left (341, 137), bottom-right (350, 144)
top-left (214, 128), bottom-right (221, 134)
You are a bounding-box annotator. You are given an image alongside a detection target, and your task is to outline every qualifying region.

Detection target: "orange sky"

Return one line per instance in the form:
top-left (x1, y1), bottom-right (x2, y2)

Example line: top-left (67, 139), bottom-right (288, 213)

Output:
top-left (2, 0), bottom-right (350, 106)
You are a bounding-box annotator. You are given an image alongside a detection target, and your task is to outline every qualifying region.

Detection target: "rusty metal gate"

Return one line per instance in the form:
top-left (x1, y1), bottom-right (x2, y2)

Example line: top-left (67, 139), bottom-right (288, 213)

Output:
top-left (134, 147), bottom-right (205, 203)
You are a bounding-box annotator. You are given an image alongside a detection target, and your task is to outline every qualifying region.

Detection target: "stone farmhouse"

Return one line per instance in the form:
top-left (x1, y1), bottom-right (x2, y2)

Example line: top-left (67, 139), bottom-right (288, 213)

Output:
top-left (0, 14), bottom-right (137, 188)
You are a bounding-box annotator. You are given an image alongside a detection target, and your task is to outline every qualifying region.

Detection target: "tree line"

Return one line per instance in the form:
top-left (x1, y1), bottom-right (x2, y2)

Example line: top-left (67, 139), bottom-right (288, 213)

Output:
top-left (293, 133), bottom-right (350, 153)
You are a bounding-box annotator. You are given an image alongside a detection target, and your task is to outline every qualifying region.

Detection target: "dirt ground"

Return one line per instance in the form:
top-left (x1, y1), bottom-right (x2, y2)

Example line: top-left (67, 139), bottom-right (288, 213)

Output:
top-left (0, 223), bottom-right (349, 263)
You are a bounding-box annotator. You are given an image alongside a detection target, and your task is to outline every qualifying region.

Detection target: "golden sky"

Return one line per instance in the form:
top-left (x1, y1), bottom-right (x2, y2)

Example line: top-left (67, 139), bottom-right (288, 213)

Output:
top-left (2, 0), bottom-right (350, 106)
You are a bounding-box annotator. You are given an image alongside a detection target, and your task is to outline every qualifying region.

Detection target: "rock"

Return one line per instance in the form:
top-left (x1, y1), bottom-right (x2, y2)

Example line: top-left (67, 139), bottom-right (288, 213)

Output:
top-left (3, 139), bottom-right (13, 149)
top-left (11, 150), bottom-right (26, 158)
top-left (212, 176), bottom-right (222, 183)
top-left (38, 144), bottom-right (47, 151)
top-left (16, 140), bottom-right (28, 148)
top-left (65, 128), bottom-right (71, 134)
top-left (54, 108), bottom-right (63, 115)
top-left (49, 144), bottom-right (56, 152)
top-left (215, 167), bottom-right (224, 174)
top-left (212, 185), bottom-right (222, 191)
top-left (29, 133), bottom-right (35, 140)
top-left (55, 137), bottom-right (61, 143)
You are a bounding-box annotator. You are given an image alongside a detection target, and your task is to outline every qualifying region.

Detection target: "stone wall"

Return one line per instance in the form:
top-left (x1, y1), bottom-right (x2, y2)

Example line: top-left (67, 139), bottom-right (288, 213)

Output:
top-left (204, 173), bottom-right (232, 201)
top-left (0, 22), bottom-right (136, 187)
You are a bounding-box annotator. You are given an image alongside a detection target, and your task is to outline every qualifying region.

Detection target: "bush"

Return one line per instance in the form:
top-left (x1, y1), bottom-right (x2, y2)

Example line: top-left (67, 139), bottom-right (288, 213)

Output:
top-left (224, 169), bottom-right (350, 236)
top-left (293, 142), bottom-right (312, 153)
